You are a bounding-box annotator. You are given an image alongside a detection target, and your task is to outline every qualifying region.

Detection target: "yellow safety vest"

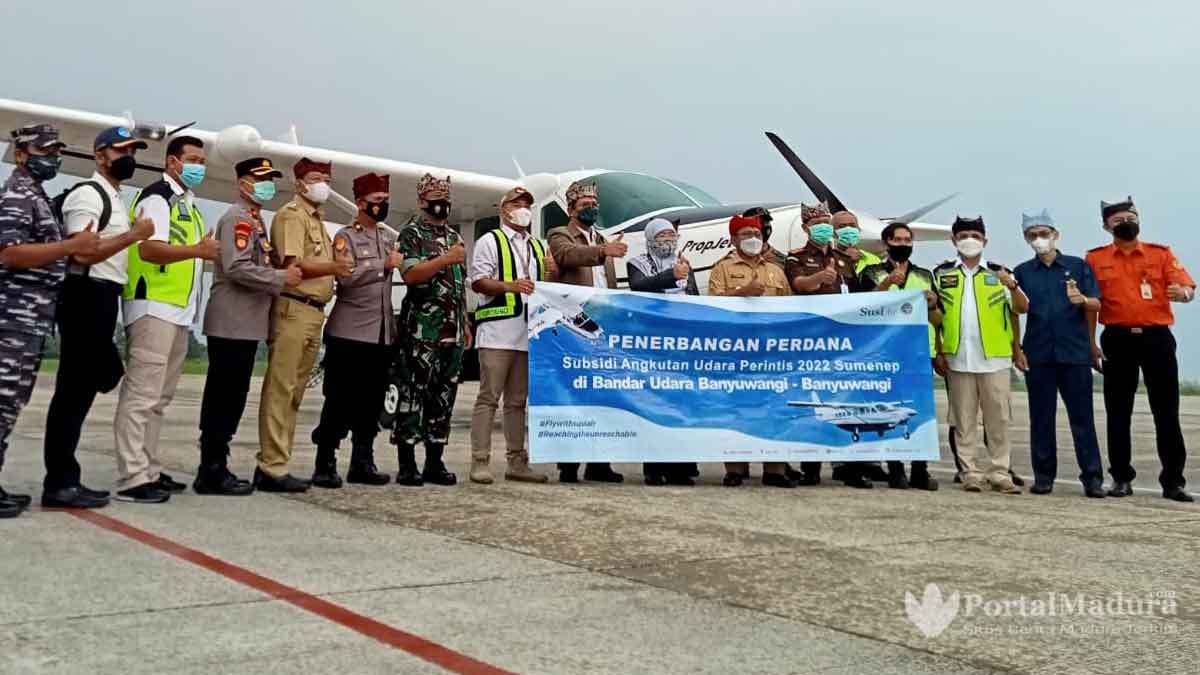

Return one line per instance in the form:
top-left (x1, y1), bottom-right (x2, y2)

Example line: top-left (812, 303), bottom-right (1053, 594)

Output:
top-left (935, 263), bottom-right (1013, 358)
top-left (475, 229), bottom-right (546, 323)
top-left (123, 181), bottom-right (203, 307)
top-left (861, 262), bottom-right (936, 356)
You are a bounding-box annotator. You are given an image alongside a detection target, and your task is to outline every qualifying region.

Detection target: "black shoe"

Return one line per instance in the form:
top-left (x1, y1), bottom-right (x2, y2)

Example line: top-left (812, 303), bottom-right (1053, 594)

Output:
top-left (422, 463), bottom-right (457, 486)
top-left (156, 474), bottom-right (187, 493)
top-left (115, 483), bottom-right (171, 504)
top-left (644, 474), bottom-right (668, 486)
top-left (865, 464), bottom-right (890, 483)
top-left (0, 485), bottom-right (32, 509)
top-left (1108, 481), bottom-right (1133, 498)
top-left (0, 499), bottom-right (23, 518)
top-left (842, 475), bottom-right (874, 489)
top-left (953, 473), bottom-right (963, 484)
top-left (784, 466), bottom-right (805, 482)
top-left (193, 468), bottom-right (254, 496)
top-left (583, 465), bottom-right (624, 483)
top-left (253, 468), bottom-right (310, 493)
top-left (762, 473), bottom-right (798, 488)
top-left (396, 465), bottom-right (424, 487)
top-left (830, 465), bottom-right (849, 482)
top-left (78, 484), bottom-right (110, 499)
top-left (665, 475), bottom-right (695, 487)
top-left (723, 472), bottom-right (743, 487)
top-left (797, 472), bottom-right (820, 486)
top-left (1163, 486), bottom-right (1195, 503)
top-left (1030, 484), bottom-right (1053, 495)
top-left (311, 469), bottom-right (344, 489)
top-left (909, 473), bottom-right (939, 491)
top-left (346, 462), bottom-right (390, 486)
top-left (1009, 471), bottom-right (1026, 487)
top-left (41, 486), bottom-right (109, 509)
top-left (888, 472), bottom-right (910, 490)
top-left (1084, 483), bottom-right (1107, 499)
top-left (559, 470), bottom-right (579, 484)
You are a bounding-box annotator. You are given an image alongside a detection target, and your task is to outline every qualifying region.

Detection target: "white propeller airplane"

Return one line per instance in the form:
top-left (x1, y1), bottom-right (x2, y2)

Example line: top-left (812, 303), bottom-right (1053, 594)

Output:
top-left (0, 98), bottom-right (956, 296)
top-left (788, 392), bottom-right (918, 443)
top-left (528, 293), bottom-right (604, 342)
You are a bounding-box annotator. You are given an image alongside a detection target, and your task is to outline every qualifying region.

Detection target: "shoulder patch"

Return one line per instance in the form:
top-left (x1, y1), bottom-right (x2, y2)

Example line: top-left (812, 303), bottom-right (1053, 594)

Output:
top-left (335, 236), bottom-right (347, 252)
top-left (234, 221), bottom-right (252, 250)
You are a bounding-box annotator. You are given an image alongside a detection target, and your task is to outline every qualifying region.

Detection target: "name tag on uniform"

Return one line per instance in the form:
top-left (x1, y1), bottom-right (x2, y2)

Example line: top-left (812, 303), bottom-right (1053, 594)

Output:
top-left (939, 275), bottom-right (959, 288)
top-left (1141, 280), bottom-right (1153, 300)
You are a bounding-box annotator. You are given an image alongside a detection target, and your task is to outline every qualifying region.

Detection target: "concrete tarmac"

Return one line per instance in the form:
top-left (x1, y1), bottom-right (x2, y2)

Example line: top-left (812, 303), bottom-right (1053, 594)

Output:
top-left (1, 376), bottom-right (1197, 674)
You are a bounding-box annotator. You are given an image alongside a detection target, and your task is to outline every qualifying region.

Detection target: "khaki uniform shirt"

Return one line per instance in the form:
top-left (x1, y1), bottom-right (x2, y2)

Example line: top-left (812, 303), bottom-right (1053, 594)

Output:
top-left (204, 200), bottom-right (284, 340)
top-left (785, 241), bottom-right (860, 295)
top-left (707, 251), bottom-right (791, 297)
top-left (270, 197), bottom-right (334, 304)
top-left (326, 223), bottom-right (397, 344)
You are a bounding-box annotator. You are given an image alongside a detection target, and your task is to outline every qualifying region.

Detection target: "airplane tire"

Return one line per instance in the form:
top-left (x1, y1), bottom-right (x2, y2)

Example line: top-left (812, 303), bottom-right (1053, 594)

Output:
top-left (851, 431), bottom-right (860, 442)
top-left (903, 431), bottom-right (911, 440)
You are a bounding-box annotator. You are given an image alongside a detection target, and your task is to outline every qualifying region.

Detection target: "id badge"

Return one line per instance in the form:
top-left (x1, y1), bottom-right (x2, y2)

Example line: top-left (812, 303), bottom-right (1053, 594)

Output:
top-left (1141, 281), bottom-right (1153, 300)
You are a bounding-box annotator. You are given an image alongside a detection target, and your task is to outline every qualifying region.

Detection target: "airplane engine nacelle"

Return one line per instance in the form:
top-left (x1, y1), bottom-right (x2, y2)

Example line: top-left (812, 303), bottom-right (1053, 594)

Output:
top-left (214, 124), bottom-right (263, 163)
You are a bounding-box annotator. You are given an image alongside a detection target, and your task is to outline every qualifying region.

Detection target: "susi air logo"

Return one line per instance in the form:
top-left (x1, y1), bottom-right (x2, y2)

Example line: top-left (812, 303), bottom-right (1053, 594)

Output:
top-left (904, 584), bottom-right (961, 638)
top-left (859, 305), bottom-right (901, 318)
top-left (900, 302), bottom-right (914, 315)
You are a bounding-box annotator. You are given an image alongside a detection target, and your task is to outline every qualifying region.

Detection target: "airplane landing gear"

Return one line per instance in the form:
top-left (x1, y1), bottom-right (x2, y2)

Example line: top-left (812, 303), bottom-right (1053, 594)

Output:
top-left (903, 423), bottom-right (911, 440)
top-left (851, 431), bottom-right (861, 442)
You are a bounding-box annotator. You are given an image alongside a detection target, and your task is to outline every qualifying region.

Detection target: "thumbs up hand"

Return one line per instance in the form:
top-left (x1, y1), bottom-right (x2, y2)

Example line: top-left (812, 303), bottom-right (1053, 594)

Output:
top-left (131, 208), bottom-right (156, 241)
top-left (816, 259), bottom-right (839, 286)
top-left (67, 220), bottom-right (102, 257)
top-left (602, 232), bottom-right (627, 258)
top-left (196, 232), bottom-right (220, 261)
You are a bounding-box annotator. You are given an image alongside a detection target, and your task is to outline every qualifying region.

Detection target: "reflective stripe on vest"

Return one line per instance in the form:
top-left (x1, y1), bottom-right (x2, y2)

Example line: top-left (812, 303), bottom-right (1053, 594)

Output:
top-left (855, 250), bottom-right (881, 274)
top-left (937, 266), bottom-right (1013, 358)
top-left (474, 229), bottom-right (546, 323)
top-left (123, 190), bottom-right (203, 307)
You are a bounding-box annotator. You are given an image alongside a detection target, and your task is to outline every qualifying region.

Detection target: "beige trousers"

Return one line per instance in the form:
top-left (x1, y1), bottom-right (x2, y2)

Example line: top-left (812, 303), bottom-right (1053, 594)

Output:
top-left (257, 297), bottom-right (324, 477)
top-left (114, 316), bottom-right (189, 491)
top-left (470, 348), bottom-right (529, 463)
top-left (947, 369), bottom-right (1012, 484)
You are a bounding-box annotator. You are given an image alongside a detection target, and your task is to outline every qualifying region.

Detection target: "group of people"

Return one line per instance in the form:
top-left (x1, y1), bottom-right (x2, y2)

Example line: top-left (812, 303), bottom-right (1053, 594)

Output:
top-left (0, 121), bottom-right (1193, 520)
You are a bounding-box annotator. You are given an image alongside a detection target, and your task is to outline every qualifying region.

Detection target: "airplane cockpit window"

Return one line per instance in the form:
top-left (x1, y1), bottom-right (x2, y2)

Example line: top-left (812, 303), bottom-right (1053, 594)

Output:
top-left (590, 172), bottom-right (699, 230)
top-left (663, 178), bottom-right (721, 207)
top-left (541, 202), bottom-right (569, 234)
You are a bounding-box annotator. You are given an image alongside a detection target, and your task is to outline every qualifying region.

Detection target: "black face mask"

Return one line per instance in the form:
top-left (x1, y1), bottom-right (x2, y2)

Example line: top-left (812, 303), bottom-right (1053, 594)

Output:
top-left (887, 244), bottom-right (913, 263)
top-left (1112, 222), bottom-right (1140, 241)
top-left (365, 200), bottom-right (389, 222)
top-left (423, 200), bottom-right (451, 220)
top-left (25, 154), bottom-right (61, 182)
top-left (108, 154), bottom-right (137, 181)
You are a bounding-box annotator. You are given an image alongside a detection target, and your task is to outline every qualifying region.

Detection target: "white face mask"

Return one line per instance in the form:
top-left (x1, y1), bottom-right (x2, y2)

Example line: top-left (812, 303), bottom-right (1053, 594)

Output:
top-left (739, 236), bottom-right (763, 256)
top-left (955, 238), bottom-right (984, 258)
top-left (304, 181), bottom-right (331, 204)
top-left (1030, 236), bottom-right (1054, 255)
top-left (508, 207), bottom-right (532, 228)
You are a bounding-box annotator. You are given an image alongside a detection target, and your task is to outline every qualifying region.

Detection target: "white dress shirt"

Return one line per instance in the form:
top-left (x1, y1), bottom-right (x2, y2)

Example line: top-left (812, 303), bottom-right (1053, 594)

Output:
top-left (122, 173), bottom-right (204, 327)
top-left (62, 171), bottom-right (130, 285)
top-left (586, 227), bottom-right (608, 289)
top-left (948, 258), bottom-right (1013, 374)
top-left (469, 224), bottom-right (540, 351)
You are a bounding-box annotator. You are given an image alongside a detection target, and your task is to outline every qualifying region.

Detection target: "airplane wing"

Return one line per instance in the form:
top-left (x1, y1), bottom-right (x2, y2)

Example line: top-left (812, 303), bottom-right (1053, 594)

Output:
top-left (0, 98), bottom-right (515, 222)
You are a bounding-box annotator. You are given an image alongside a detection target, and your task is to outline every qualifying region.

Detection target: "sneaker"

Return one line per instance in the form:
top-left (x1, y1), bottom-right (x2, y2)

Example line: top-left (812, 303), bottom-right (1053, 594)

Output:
top-left (992, 478), bottom-right (1022, 495)
top-left (115, 483), bottom-right (171, 504)
top-left (156, 474), bottom-right (187, 493)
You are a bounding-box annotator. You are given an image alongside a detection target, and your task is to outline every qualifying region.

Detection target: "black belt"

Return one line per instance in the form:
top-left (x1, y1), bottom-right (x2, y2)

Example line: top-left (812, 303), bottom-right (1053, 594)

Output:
top-left (281, 293), bottom-right (326, 311)
top-left (1107, 325), bottom-right (1170, 335)
top-left (65, 273), bottom-right (123, 291)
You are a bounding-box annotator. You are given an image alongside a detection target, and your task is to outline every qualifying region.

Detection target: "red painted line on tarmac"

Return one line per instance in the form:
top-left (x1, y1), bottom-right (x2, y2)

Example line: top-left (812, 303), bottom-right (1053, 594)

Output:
top-left (64, 509), bottom-right (515, 675)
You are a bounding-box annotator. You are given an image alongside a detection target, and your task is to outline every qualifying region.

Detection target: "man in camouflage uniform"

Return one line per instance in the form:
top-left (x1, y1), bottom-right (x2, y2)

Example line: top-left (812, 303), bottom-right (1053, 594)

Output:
top-left (0, 124), bottom-right (99, 517)
top-left (387, 173), bottom-right (469, 486)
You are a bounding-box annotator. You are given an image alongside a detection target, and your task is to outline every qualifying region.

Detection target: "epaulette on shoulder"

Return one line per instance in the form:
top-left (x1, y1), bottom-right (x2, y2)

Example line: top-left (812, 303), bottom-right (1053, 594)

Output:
top-left (985, 262), bottom-right (1006, 272)
top-left (786, 248), bottom-right (805, 256)
top-left (933, 259), bottom-right (957, 272)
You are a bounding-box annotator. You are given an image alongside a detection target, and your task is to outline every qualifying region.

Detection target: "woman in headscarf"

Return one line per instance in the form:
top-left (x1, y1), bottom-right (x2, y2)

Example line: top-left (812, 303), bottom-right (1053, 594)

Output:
top-left (626, 218), bottom-right (699, 486)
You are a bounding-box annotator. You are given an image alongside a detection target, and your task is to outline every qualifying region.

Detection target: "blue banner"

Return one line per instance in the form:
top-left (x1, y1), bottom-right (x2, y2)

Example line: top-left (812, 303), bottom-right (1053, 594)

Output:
top-left (528, 282), bottom-right (939, 464)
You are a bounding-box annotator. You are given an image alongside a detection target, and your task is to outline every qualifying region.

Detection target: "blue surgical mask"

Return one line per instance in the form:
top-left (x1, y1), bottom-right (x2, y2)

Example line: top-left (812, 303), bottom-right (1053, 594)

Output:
top-left (251, 180), bottom-right (276, 204)
top-left (809, 223), bottom-right (834, 245)
top-left (180, 163), bottom-right (206, 189)
top-left (836, 227), bottom-right (860, 247)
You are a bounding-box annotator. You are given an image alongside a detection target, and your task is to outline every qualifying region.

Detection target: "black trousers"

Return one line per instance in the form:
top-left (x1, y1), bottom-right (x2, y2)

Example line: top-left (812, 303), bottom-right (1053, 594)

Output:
top-left (43, 276), bottom-right (123, 491)
top-left (1101, 326), bottom-right (1186, 489)
top-left (313, 334), bottom-right (391, 461)
top-left (198, 336), bottom-right (260, 468)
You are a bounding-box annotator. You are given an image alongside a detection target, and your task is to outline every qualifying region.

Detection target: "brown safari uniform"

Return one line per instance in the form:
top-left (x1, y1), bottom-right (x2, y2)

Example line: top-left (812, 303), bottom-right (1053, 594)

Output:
top-left (257, 175), bottom-right (335, 478)
top-left (708, 250), bottom-right (790, 477)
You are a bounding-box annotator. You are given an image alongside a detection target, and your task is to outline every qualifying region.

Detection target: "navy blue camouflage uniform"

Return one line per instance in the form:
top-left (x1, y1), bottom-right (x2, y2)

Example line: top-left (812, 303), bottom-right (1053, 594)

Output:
top-left (0, 167), bottom-right (65, 472)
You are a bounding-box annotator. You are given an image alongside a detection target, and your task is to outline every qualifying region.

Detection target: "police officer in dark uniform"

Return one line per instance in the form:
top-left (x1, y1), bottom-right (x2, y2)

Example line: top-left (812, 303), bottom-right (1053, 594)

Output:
top-left (310, 173), bottom-right (398, 488)
top-left (785, 203), bottom-right (873, 488)
top-left (0, 124), bottom-right (100, 517)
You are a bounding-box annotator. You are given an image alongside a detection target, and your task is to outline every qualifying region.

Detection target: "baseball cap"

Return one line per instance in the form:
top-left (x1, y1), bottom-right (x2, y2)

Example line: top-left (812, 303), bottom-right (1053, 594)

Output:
top-left (94, 126), bottom-right (149, 151)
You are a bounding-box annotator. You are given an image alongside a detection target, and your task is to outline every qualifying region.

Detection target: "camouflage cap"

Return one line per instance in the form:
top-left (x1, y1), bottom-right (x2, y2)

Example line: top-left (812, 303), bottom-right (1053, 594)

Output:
top-left (800, 201), bottom-right (831, 223)
top-left (10, 123), bottom-right (66, 150)
top-left (565, 180), bottom-right (599, 208)
top-left (1101, 196), bottom-right (1137, 221)
top-left (417, 173), bottom-right (452, 199)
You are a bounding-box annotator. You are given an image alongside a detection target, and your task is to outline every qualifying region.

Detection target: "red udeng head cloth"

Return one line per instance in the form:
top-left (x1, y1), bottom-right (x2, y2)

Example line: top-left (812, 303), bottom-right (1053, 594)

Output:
top-left (293, 157), bottom-right (332, 179)
top-left (728, 214), bottom-right (761, 238)
top-left (353, 172), bottom-right (390, 199)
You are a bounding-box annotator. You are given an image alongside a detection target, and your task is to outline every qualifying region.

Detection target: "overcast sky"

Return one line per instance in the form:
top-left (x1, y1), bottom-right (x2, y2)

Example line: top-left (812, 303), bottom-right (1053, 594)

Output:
top-left (4, 0), bottom-right (1199, 373)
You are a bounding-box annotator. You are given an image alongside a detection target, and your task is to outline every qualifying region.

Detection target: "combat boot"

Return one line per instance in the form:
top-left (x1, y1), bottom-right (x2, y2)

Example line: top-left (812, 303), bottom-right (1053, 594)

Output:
top-left (504, 454), bottom-right (547, 483)
top-left (311, 448), bottom-right (343, 489)
top-left (347, 445), bottom-right (390, 486)
top-left (583, 463), bottom-right (624, 483)
top-left (469, 459), bottom-right (494, 484)
top-left (395, 443), bottom-right (423, 487)
top-left (422, 443), bottom-right (457, 486)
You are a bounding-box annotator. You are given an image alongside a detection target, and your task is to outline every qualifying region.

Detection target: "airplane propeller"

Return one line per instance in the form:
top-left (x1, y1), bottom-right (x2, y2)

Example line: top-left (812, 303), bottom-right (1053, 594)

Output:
top-left (764, 131), bottom-right (846, 212)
